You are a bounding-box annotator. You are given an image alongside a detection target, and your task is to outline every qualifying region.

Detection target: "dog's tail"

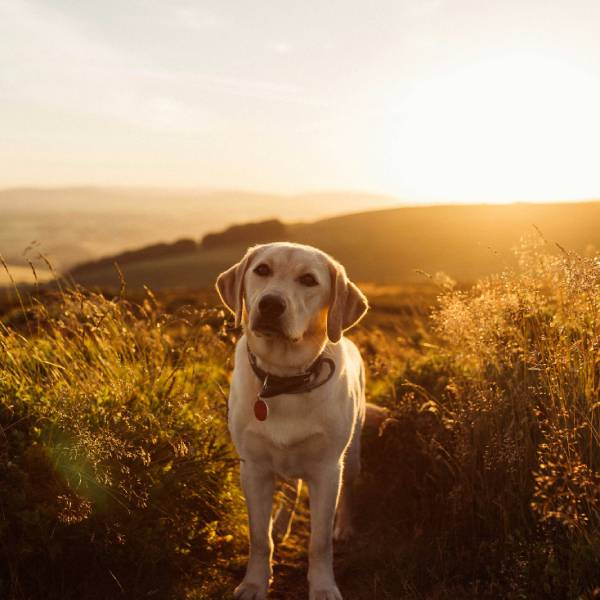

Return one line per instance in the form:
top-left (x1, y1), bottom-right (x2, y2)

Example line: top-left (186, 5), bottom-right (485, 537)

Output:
top-left (364, 402), bottom-right (390, 434)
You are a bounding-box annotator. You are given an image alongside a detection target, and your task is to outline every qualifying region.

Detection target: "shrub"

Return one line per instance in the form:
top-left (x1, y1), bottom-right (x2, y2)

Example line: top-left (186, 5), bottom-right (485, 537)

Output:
top-left (358, 237), bottom-right (600, 598)
top-left (0, 285), bottom-right (244, 599)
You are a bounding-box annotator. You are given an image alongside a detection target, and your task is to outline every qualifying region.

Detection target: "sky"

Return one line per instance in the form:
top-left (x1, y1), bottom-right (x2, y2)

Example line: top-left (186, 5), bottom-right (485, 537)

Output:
top-left (2, 0), bottom-right (600, 203)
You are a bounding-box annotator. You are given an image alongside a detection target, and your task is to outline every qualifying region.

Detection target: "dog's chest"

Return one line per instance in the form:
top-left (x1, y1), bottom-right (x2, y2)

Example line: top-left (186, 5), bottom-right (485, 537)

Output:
top-left (248, 427), bottom-right (329, 480)
top-left (228, 337), bottom-right (362, 478)
top-left (232, 392), bottom-right (354, 478)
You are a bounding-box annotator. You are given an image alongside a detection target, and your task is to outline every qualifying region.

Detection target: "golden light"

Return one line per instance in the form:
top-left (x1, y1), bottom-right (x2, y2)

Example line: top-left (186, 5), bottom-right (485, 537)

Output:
top-left (373, 51), bottom-right (600, 203)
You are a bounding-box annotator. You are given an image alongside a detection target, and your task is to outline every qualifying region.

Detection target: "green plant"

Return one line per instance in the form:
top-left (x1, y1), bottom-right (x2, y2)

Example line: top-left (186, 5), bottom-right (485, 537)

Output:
top-left (0, 284), bottom-right (244, 599)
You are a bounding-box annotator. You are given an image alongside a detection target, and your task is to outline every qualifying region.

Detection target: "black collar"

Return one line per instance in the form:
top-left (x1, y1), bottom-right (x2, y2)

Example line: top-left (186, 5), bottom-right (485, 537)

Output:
top-left (247, 345), bottom-right (336, 399)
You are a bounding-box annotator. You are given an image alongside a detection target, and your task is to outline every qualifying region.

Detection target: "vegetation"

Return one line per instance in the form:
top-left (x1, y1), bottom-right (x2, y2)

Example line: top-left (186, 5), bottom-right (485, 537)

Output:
top-left (345, 236), bottom-right (600, 599)
top-left (1, 236), bottom-right (599, 598)
top-left (0, 282), bottom-right (245, 599)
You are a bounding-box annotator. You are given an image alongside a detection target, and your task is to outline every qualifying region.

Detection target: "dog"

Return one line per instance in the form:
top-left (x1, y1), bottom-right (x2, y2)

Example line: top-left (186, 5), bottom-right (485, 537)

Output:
top-left (216, 242), bottom-right (368, 600)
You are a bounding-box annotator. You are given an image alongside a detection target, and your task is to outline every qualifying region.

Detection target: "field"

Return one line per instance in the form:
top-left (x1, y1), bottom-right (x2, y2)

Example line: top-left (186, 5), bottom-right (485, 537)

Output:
top-left (1, 237), bottom-right (599, 599)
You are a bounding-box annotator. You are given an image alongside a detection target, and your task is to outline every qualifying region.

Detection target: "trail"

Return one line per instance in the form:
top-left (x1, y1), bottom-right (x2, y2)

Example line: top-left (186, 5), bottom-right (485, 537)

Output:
top-left (268, 487), bottom-right (382, 600)
top-left (269, 494), bottom-right (310, 600)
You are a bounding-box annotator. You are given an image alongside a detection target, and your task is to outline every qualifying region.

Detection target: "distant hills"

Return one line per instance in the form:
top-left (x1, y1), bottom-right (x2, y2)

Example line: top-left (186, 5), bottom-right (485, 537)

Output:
top-left (0, 187), bottom-right (398, 275)
top-left (67, 201), bottom-right (600, 290)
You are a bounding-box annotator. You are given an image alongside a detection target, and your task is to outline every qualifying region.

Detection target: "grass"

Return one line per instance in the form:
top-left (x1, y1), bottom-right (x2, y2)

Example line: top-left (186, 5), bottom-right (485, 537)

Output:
top-left (0, 279), bottom-right (246, 599)
top-left (345, 235), bottom-right (600, 598)
top-left (1, 236), bottom-right (599, 598)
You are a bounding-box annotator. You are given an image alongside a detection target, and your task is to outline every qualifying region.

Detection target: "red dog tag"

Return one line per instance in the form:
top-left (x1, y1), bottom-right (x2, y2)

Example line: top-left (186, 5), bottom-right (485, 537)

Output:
top-left (254, 398), bottom-right (268, 421)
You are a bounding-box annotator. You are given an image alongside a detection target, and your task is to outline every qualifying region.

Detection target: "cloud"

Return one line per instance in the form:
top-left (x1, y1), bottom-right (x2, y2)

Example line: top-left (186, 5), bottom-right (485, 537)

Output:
top-left (0, 0), bottom-right (322, 140)
top-left (137, 67), bottom-right (326, 107)
top-left (0, 1), bottom-right (217, 133)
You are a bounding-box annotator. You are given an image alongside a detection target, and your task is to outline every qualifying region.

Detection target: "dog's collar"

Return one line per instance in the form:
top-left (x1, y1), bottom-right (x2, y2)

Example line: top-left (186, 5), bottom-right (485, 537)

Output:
top-left (247, 344), bottom-right (336, 399)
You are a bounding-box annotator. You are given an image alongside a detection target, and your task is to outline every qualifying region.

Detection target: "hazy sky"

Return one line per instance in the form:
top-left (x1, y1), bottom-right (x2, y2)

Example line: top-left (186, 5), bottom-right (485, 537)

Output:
top-left (2, 0), bottom-right (600, 203)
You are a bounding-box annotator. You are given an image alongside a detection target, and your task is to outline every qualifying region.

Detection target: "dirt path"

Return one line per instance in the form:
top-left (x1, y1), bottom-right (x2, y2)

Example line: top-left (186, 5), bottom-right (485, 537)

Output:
top-left (267, 487), bottom-right (383, 600)
top-left (269, 492), bottom-right (310, 600)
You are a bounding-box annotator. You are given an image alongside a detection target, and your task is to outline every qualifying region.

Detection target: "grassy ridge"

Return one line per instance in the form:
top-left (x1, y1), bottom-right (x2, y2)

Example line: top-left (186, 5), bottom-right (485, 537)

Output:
top-left (68, 201), bottom-right (600, 290)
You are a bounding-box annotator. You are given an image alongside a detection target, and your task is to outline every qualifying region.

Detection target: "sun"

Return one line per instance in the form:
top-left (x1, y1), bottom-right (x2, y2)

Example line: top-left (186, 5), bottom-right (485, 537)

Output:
top-left (374, 51), bottom-right (600, 203)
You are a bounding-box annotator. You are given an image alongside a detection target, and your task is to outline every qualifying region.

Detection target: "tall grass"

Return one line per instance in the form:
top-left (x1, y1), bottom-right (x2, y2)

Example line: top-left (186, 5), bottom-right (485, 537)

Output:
top-left (0, 283), bottom-right (244, 599)
top-left (437, 236), bottom-right (600, 534)
top-left (357, 237), bottom-right (600, 599)
top-left (2, 238), bottom-right (599, 599)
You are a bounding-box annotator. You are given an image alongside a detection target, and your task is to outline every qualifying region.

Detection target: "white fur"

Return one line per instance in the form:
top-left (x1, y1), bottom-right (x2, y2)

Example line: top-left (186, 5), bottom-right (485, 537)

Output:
top-left (217, 243), bottom-right (368, 600)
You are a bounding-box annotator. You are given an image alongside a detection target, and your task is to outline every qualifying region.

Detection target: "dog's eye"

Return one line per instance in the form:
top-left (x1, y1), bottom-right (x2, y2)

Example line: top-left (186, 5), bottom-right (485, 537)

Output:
top-left (299, 273), bottom-right (318, 287)
top-left (253, 263), bottom-right (272, 277)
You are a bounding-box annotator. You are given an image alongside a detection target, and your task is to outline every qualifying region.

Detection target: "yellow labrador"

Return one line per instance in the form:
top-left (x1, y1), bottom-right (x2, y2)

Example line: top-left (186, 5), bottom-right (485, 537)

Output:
top-left (216, 242), bottom-right (368, 600)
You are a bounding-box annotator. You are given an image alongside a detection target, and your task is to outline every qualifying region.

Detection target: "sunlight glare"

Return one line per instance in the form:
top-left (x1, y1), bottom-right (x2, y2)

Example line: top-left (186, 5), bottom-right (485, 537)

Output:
top-left (376, 52), bottom-right (600, 203)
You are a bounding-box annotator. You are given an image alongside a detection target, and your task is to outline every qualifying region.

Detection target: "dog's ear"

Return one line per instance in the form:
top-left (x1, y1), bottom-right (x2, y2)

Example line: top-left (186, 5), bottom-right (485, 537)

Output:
top-left (327, 257), bottom-right (368, 343)
top-left (216, 246), bottom-right (259, 327)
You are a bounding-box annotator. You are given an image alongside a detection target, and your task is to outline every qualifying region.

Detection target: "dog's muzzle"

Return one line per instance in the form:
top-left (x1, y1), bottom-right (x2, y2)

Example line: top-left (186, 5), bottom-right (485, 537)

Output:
top-left (252, 294), bottom-right (287, 336)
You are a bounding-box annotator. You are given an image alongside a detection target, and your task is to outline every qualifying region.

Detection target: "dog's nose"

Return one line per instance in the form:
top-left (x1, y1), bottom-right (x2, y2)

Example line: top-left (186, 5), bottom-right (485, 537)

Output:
top-left (258, 294), bottom-right (286, 319)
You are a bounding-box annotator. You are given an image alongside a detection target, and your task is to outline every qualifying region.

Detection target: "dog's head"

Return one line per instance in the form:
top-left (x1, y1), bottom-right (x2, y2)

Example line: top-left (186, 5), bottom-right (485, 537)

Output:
top-left (216, 243), bottom-right (368, 349)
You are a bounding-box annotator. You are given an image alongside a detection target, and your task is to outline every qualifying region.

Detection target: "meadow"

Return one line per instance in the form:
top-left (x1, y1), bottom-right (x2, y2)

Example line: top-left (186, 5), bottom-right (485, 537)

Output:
top-left (0, 235), bottom-right (599, 599)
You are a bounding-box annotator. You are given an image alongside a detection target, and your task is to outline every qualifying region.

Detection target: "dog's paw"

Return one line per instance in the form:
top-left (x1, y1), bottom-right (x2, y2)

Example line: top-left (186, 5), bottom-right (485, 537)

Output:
top-left (233, 581), bottom-right (268, 600)
top-left (309, 584), bottom-right (343, 600)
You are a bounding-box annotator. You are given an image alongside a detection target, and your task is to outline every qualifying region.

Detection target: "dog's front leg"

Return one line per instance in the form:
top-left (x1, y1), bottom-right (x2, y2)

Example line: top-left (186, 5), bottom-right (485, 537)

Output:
top-left (306, 464), bottom-right (343, 600)
top-left (235, 461), bottom-right (275, 600)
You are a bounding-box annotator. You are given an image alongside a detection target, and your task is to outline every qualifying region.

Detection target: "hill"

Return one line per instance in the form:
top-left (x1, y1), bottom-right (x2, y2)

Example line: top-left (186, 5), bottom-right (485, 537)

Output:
top-left (67, 201), bottom-right (600, 289)
top-left (0, 187), bottom-right (397, 276)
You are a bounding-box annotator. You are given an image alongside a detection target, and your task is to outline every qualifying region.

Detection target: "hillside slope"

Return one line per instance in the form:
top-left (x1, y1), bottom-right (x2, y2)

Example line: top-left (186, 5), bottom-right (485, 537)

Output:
top-left (0, 187), bottom-right (397, 273)
top-left (68, 201), bottom-right (600, 289)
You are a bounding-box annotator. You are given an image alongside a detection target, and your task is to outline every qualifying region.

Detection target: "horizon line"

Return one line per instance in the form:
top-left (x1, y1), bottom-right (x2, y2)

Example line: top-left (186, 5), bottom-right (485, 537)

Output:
top-left (1, 184), bottom-right (599, 207)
